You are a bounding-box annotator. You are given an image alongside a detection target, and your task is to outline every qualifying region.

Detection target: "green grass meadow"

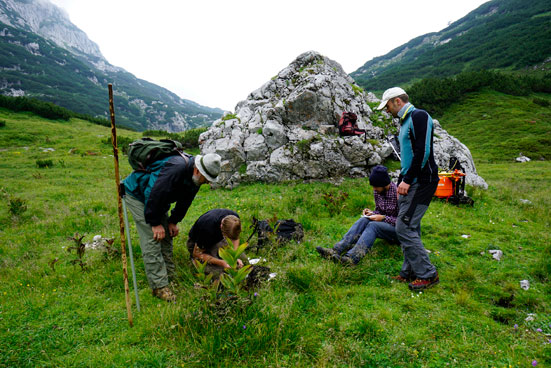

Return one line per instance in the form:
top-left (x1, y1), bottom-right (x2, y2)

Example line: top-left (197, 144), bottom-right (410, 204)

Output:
top-left (1, 92), bottom-right (550, 368)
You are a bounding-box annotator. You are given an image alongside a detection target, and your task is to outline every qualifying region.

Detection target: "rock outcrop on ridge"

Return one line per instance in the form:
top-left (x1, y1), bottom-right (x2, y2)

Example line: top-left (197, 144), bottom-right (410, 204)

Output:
top-left (200, 51), bottom-right (487, 189)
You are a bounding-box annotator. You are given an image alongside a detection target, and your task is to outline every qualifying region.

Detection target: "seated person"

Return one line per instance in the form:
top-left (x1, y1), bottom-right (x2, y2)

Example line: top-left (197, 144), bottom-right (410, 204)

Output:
top-left (187, 208), bottom-right (248, 278)
top-left (316, 165), bottom-right (399, 265)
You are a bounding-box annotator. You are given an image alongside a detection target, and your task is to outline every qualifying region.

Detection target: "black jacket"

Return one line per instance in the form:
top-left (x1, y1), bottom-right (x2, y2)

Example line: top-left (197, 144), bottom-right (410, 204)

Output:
top-left (123, 155), bottom-right (199, 226)
top-left (188, 209), bottom-right (239, 252)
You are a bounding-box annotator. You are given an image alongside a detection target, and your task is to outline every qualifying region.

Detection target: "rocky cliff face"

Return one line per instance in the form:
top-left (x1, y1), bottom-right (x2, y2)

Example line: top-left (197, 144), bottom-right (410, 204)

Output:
top-left (200, 51), bottom-right (487, 189)
top-left (0, 0), bottom-right (104, 60)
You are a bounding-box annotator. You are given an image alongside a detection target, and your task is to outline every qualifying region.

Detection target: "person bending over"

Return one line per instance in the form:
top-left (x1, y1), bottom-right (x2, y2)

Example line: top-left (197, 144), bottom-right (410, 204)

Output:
top-left (187, 208), bottom-right (248, 278)
top-left (123, 153), bottom-right (221, 302)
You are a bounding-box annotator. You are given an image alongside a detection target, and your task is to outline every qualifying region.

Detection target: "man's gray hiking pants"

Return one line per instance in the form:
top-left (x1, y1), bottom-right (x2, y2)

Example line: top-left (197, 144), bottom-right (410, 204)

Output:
top-left (125, 194), bottom-right (174, 290)
top-left (396, 181), bottom-right (438, 280)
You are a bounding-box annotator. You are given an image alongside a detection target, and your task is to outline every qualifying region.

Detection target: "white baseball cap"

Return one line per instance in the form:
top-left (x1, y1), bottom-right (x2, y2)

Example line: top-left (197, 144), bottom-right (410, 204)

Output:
top-left (377, 87), bottom-right (407, 110)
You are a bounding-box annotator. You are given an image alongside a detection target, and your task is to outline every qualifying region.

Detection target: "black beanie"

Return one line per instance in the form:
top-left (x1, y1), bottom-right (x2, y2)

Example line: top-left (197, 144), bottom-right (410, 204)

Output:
top-left (369, 165), bottom-right (391, 187)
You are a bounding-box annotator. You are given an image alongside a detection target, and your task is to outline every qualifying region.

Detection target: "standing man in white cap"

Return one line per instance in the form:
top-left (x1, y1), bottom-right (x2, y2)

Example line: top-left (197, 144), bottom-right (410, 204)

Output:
top-left (123, 151), bottom-right (222, 301)
top-left (377, 87), bottom-right (440, 290)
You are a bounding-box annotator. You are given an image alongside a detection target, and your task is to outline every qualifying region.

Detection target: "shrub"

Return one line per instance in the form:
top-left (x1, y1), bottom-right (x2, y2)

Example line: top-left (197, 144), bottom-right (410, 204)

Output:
top-left (67, 233), bottom-right (87, 271)
top-left (102, 136), bottom-right (133, 155)
top-left (0, 120), bottom-right (6, 128)
top-left (116, 136), bottom-right (134, 154)
top-left (141, 127), bottom-right (207, 150)
top-left (218, 242), bottom-right (252, 295)
top-left (36, 159), bottom-right (54, 168)
top-left (179, 127), bottom-right (208, 149)
top-left (8, 197), bottom-right (27, 217)
top-left (0, 95), bottom-right (71, 120)
top-left (533, 97), bottom-right (550, 107)
top-left (297, 139), bottom-right (310, 153)
top-left (221, 113), bottom-right (239, 122)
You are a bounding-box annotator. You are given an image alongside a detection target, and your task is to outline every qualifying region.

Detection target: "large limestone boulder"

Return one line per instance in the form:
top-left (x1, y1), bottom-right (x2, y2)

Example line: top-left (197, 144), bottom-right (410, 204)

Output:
top-left (200, 50), bottom-right (487, 190)
top-left (200, 51), bottom-right (393, 188)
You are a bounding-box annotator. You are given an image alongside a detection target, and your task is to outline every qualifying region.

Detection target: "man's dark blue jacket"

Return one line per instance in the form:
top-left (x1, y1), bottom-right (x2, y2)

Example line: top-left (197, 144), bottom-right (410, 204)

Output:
top-left (123, 155), bottom-right (199, 226)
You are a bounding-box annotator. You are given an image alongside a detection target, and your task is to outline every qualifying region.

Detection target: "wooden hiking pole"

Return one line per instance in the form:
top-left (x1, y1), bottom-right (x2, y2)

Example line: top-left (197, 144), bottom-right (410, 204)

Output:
top-left (108, 84), bottom-right (134, 327)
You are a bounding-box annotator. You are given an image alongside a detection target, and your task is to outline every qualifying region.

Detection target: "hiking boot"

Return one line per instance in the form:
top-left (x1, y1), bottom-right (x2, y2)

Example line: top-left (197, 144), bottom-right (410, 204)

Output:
top-left (408, 273), bottom-right (439, 291)
top-left (340, 255), bottom-right (356, 266)
top-left (316, 246), bottom-right (337, 260)
top-left (152, 286), bottom-right (176, 302)
top-left (391, 275), bottom-right (415, 283)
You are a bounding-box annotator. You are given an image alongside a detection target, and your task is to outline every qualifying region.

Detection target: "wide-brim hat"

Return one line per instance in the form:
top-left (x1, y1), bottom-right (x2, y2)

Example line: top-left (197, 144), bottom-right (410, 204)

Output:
top-left (195, 153), bottom-right (221, 183)
top-left (377, 87), bottom-right (407, 110)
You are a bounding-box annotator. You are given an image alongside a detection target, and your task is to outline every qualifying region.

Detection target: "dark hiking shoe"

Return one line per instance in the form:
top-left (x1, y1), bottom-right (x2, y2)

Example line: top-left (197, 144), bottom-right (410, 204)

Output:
top-left (340, 255), bottom-right (357, 266)
top-left (316, 246), bottom-right (337, 259)
top-left (391, 275), bottom-right (414, 283)
top-left (152, 286), bottom-right (176, 302)
top-left (408, 273), bottom-right (439, 290)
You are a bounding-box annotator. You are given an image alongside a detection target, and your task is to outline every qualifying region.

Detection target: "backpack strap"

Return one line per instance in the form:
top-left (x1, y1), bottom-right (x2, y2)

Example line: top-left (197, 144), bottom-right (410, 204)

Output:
top-left (177, 150), bottom-right (190, 165)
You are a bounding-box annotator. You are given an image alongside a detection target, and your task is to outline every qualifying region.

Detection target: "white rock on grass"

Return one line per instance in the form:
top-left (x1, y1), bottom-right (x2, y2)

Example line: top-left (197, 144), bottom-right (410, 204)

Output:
top-left (86, 235), bottom-right (106, 250)
top-left (516, 154), bottom-right (531, 162)
top-left (488, 249), bottom-right (503, 261)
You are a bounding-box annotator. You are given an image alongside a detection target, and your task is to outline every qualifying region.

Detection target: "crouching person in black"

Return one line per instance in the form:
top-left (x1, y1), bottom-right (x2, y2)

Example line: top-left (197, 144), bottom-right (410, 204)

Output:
top-left (187, 209), bottom-right (248, 278)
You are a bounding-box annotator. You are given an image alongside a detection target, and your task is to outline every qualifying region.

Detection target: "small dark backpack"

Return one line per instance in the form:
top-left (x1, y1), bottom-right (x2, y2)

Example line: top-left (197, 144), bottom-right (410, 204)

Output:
top-left (127, 138), bottom-right (188, 172)
top-left (249, 217), bottom-right (304, 250)
top-left (274, 219), bottom-right (304, 243)
top-left (338, 112), bottom-right (366, 140)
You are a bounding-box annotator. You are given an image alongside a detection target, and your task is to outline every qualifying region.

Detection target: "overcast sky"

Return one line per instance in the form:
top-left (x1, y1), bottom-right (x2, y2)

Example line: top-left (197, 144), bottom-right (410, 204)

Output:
top-left (50, 0), bottom-right (489, 111)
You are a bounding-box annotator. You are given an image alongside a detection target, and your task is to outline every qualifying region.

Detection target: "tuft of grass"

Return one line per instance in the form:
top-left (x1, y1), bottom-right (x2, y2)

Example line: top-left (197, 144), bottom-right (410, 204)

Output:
top-left (221, 113), bottom-right (240, 122)
top-left (8, 197), bottom-right (28, 217)
top-left (35, 159), bottom-right (54, 168)
top-left (533, 97), bottom-right (550, 107)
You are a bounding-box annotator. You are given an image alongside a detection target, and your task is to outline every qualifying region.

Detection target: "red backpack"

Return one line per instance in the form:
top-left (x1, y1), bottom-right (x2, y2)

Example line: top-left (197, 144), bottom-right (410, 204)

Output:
top-left (338, 112), bottom-right (366, 140)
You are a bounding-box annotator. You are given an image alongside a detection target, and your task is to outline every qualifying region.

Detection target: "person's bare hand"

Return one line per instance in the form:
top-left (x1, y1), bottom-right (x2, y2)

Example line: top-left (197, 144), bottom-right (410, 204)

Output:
top-left (363, 208), bottom-right (373, 216)
top-left (398, 181), bottom-right (411, 195)
top-left (369, 214), bottom-right (385, 222)
top-left (152, 224), bottom-right (165, 241)
top-left (168, 223), bottom-right (179, 237)
top-left (222, 261), bottom-right (231, 269)
top-left (237, 259), bottom-right (244, 269)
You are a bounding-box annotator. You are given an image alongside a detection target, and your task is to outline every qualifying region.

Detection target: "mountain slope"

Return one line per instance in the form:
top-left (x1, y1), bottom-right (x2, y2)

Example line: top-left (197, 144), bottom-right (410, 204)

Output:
top-left (351, 0), bottom-right (551, 90)
top-left (0, 0), bottom-right (222, 131)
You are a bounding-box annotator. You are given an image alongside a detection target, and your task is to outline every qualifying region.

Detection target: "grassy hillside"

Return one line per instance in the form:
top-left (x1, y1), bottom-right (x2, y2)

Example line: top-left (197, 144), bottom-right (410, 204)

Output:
top-left (438, 90), bottom-right (551, 162)
top-left (0, 104), bottom-right (550, 367)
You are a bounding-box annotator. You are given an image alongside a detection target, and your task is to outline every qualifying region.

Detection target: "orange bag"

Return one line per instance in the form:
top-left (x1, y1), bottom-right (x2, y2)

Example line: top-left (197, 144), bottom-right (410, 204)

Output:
top-left (435, 176), bottom-right (454, 198)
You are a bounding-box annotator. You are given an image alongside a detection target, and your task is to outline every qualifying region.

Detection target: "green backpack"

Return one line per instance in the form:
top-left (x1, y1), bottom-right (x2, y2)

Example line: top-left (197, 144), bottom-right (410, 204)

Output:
top-left (127, 138), bottom-right (188, 172)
